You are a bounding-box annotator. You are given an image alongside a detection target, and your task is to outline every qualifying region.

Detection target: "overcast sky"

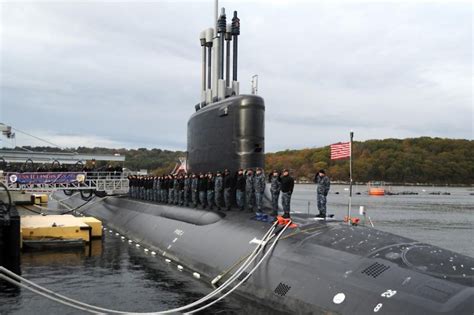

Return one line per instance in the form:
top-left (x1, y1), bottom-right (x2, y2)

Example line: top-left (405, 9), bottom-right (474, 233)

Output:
top-left (1, 0), bottom-right (472, 152)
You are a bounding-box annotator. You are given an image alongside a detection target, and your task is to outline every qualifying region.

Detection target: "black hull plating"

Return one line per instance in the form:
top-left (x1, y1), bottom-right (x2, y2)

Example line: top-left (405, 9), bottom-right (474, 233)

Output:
top-left (187, 95), bottom-right (265, 174)
top-left (59, 193), bottom-right (474, 315)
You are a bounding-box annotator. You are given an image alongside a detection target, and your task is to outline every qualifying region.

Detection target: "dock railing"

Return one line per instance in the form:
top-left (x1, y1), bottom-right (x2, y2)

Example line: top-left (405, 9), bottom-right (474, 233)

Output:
top-left (0, 171), bottom-right (129, 194)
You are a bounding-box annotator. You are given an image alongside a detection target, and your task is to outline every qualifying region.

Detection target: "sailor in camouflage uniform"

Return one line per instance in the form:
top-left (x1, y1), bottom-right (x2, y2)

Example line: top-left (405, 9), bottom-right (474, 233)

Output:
top-left (161, 175), bottom-right (168, 203)
top-left (214, 171), bottom-right (223, 210)
top-left (198, 173), bottom-right (207, 209)
top-left (178, 175), bottom-right (185, 206)
top-left (270, 170), bottom-right (281, 216)
top-left (315, 169), bottom-right (331, 218)
top-left (223, 169), bottom-right (233, 211)
top-left (184, 174), bottom-right (191, 207)
top-left (235, 169), bottom-right (245, 211)
top-left (168, 175), bottom-right (175, 204)
top-left (173, 175), bottom-right (180, 205)
top-left (206, 172), bottom-right (215, 210)
top-left (253, 168), bottom-right (266, 213)
top-left (191, 173), bottom-right (199, 208)
top-left (245, 169), bottom-right (255, 212)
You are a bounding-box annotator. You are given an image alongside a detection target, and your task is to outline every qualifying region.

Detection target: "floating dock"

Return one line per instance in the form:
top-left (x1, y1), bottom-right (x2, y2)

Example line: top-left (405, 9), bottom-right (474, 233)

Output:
top-left (21, 215), bottom-right (103, 244)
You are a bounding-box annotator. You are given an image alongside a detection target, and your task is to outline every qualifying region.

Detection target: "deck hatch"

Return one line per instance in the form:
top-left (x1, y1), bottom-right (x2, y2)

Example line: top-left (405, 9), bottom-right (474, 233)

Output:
top-left (361, 262), bottom-right (390, 278)
top-left (274, 282), bottom-right (291, 296)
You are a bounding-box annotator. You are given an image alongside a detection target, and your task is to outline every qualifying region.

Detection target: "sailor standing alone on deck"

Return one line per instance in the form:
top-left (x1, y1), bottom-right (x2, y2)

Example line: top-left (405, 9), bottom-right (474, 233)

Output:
top-left (314, 169), bottom-right (331, 218)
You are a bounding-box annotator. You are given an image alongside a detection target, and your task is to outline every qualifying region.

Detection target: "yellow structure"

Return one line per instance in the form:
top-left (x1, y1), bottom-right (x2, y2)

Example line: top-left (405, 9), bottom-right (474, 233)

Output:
top-left (31, 194), bottom-right (48, 204)
top-left (21, 215), bottom-right (91, 243)
top-left (79, 217), bottom-right (103, 238)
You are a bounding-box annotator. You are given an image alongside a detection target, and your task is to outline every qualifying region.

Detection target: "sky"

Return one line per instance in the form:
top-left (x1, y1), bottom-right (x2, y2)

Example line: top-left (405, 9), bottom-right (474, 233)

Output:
top-left (0, 0), bottom-right (472, 152)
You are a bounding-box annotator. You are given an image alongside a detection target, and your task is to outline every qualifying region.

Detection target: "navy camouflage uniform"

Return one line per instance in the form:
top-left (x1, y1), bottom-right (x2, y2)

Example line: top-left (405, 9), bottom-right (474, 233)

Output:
top-left (168, 176), bottom-right (175, 204)
top-left (253, 171), bottom-right (266, 212)
top-left (191, 176), bottom-right (199, 207)
top-left (235, 172), bottom-right (245, 211)
top-left (214, 174), bottom-right (223, 210)
top-left (223, 172), bottom-right (233, 211)
top-left (207, 175), bottom-right (215, 210)
top-left (316, 174), bottom-right (331, 216)
top-left (245, 173), bottom-right (255, 211)
top-left (184, 176), bottom-right (191, 206)
top-left (270, 175), bottom-right (281, 215)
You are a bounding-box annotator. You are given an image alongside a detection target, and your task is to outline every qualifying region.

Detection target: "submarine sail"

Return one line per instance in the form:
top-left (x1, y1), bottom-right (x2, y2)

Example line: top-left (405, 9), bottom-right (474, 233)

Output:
top-left (187, 10), bottom-right (265, 174)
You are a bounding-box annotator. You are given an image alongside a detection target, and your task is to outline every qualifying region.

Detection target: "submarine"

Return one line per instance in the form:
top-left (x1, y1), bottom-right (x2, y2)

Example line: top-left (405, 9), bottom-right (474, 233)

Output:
top-left (54, 3), bottom-right (473, 314)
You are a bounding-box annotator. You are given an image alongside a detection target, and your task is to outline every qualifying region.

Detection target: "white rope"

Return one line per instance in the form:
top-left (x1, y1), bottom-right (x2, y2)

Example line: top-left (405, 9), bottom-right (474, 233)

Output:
top-left (0, 274), bottom-right (102, 314)
top-left (186, 221), bottom-right (292, 314)
top-left (0, 221), bottom-right (283, 314)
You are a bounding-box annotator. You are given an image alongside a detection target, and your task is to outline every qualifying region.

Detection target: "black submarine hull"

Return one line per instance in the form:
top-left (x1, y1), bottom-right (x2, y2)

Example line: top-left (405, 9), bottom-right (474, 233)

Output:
top-left (187, 94), bottom-right (265, 174)
top-left (58, 193), bottom-right (474, 314)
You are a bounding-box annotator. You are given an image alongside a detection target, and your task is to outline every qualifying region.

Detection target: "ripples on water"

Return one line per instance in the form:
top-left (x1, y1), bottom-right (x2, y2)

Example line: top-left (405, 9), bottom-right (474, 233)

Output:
top-left (292, 184), bottom-right (474, 257)
top-left (0, 184), bottom-right (472, 314)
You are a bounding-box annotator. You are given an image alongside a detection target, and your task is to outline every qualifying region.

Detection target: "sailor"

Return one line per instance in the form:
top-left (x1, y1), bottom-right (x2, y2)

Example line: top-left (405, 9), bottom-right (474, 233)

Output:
top-left (147, 176), bottom-right (153, 201)
top-left (184, 174), bottom-right (191, 207)
top-left (223, 169), bottom-right (233, 211)
top-left (152, 176), bottom-right (157, 202)
top-left (191, 173), bottom-right (199, 208)
top-left (253, 168), bottom-right (266, 213)
top-left (245, 169), bottom-right (255, 212)
top-left (314, 169), bottom-right (330, 218)
top-left (173, 175), bottom-right (180, 205)
top-left (214, 171), bottom-right (223, 210)
top-left (235, 169), bottom-right (246, 211)
top-left (139, 176), bottom-right (145, 200)
top-left (280, 169), bottom-right (294, 218)
top-left (198, 173), bottom-right (207, 209)
top-left (270, 170), bottom-right (281, 216)
top-left (128, 175), bottom-right (133, 198)
top-left (162, 174), bottom-right (168, 203)
top-left (168, 175), bottom-right (175, 204)
top-left (156, 176), bottom-right (162, 202)
top-left (177, 175), bottom-right (184, 205)
top-left (207, 172), bottom-right (215, 210)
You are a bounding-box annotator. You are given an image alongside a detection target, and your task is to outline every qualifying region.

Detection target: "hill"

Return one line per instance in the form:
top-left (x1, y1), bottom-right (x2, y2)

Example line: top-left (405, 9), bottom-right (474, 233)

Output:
top-left (266, 137), bottom-right (474, 185)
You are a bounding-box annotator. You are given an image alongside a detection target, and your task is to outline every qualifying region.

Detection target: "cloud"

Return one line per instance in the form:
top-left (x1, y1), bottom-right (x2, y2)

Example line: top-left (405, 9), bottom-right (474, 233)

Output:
top-left (0, 0), bottom-right (472, 153)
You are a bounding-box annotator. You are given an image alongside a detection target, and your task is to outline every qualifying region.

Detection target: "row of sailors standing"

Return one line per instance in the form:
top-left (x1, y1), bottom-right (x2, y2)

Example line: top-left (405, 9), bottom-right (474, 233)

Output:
top-left (128, 168), bottom-right (295, 218)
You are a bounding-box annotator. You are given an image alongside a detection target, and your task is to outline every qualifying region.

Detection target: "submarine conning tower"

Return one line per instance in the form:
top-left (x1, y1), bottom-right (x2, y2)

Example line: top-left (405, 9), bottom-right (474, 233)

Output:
top-left (187, 3), bottom-right (265, 174)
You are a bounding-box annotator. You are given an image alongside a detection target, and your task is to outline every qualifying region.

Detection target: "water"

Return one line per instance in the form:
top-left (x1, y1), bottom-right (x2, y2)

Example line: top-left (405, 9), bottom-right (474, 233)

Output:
top-left (292, 184), bottom-right (474, 257)
top-left (1, 184), bottom-right (473, 314)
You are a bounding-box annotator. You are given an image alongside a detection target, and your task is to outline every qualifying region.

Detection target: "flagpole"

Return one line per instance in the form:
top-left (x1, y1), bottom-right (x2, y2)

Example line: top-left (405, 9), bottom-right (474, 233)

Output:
top-left (348, 130), bottom-right (354, 224)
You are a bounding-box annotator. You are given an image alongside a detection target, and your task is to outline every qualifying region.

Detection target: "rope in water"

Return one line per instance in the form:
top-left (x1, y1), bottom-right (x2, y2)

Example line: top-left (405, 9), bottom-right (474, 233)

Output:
top-left (0, 220), bottom-right (290, 314)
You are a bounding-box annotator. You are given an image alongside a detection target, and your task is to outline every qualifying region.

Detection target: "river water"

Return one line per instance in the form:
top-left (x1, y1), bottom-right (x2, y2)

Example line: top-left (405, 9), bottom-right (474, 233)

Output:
top-left (0, 184), bottom-right (473, 314)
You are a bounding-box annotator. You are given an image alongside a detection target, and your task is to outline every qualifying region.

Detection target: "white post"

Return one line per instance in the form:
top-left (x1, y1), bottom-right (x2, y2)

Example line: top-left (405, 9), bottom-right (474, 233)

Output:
top-left (348, 131), bottom-right (354, 224)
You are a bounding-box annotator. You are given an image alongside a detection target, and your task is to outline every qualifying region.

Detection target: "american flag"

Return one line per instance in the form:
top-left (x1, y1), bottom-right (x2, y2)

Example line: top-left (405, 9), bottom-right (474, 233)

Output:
top-left (330, 142), bottom-right (351, 160)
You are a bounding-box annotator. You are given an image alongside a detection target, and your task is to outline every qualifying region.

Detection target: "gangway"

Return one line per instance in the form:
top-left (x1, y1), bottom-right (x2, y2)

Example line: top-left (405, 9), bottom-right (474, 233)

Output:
top-left (0, 171), bottom-right (129, 195)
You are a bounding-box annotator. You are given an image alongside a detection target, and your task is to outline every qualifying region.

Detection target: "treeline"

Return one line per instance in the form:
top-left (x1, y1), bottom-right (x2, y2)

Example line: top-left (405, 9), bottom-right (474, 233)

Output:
top-left (266, 137), bottom-right (474, 185)
top-left (9, 137), bottom-right (474, 184)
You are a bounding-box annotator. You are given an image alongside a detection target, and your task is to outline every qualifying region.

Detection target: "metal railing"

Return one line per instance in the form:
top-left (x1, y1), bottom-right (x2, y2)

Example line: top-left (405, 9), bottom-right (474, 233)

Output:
top-left (0, 172), bottom-right (129, 194)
